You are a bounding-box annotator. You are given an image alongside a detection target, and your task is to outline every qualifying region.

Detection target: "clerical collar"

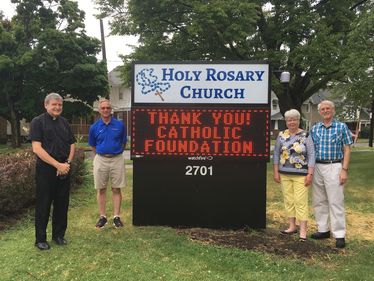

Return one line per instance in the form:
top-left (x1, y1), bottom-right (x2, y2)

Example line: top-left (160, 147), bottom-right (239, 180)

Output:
top-left (46, 112), bottom-right (59, 121)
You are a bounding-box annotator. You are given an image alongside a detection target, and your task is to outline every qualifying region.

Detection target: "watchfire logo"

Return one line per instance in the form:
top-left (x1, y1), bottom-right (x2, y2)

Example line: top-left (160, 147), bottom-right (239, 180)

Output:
top-left (187, 156), bottom-right (214, 161)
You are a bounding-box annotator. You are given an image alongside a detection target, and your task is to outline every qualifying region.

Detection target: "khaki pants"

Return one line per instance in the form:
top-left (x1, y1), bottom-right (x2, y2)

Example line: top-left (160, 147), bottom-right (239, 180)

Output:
top-left (312, 163), bottom-right (345, 238)
top-left (280, 174), bottom-right (309, 221)
top-left (93, 154), bottom-right (126, 189)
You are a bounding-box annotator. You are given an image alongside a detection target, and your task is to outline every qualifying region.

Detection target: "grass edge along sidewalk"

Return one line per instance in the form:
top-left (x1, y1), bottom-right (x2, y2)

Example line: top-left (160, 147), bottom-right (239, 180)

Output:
top-left (0, 151), bottom-right (373, 281)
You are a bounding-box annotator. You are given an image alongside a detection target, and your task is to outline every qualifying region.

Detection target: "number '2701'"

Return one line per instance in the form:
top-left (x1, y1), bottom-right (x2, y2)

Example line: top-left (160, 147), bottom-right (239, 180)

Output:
top-left (185, 166), bottom-right (213, 176)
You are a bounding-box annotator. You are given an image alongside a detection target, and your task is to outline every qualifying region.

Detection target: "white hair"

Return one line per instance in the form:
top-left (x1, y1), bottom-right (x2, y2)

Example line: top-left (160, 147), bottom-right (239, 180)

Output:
top-left (98, 99), bottom-right (111, 107)
top-left (284, 109), bottom-right (300, 120)
top-left (318, 100), bottom-right (335, 111)
top-left (44, 92), bottom-right (63, 104)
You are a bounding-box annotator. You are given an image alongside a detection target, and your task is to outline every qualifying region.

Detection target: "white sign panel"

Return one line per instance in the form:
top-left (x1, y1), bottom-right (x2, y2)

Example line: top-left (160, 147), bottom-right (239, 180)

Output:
top-left (134, 63), bottom-right (269, 104)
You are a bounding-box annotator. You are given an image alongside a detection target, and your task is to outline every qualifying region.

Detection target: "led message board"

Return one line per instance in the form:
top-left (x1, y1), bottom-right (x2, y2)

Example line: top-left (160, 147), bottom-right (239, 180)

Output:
top-left (132, 108), bottom-right (269, 159)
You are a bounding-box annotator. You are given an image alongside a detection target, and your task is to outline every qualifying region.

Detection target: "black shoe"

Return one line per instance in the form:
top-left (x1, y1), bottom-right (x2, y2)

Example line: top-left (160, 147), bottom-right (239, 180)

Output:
top-left (35, 241), bottom-right (51, 250)
top-left (311, 231), bottom-right (330, 239)
top-left (299, 237), bottom-right (307, 242)
top-left (53, 237), bottom-right (67, 246)
top-left (113, 216), bottom-right (124, 228)
top-left (279, 229), bottom-right (297, 235)
top-left (95, 216), bottom-right (108, 228)
top-left (336, 238), bottom-right (346, 248)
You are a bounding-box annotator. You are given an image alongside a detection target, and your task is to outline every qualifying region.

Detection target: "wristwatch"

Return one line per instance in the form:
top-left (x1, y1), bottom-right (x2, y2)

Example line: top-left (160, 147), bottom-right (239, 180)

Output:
top-left (66, 160), bottom-right (72, 165)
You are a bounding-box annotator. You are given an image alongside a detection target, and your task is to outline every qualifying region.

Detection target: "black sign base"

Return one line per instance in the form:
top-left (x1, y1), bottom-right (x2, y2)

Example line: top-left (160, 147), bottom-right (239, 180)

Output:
top-left (133, 159), bottom-right (266, 229)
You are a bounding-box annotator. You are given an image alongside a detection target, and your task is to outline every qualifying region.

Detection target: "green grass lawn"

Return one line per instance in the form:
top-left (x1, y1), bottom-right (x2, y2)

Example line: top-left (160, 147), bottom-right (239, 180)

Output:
top-left (0, 152), bottom-right (373, 281)
top-left (344, 150), bottom-right (374, 214)
top-left (355, 138), bottom-right (369, 143)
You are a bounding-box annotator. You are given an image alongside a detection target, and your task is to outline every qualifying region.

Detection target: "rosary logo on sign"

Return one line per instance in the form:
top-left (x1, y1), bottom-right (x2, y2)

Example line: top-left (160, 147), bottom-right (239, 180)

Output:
top-left (136, 68), bottom-right (171, 101)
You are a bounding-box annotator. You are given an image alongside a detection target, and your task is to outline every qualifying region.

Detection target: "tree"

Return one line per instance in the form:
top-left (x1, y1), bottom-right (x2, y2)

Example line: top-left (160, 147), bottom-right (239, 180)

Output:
top-left (96, 0), bottom-right (366, 114)
top-left (333, 5), bottom-right (374, 146)
top-left (0, 0), bottom-right (108, 147)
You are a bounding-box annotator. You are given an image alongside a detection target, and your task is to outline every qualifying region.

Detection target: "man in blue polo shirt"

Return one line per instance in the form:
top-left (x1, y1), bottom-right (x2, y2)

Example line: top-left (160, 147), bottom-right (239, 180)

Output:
top-left (89, 99), bottom-right (127, 228)
top-left (310, 100), bottom-right (353, 248)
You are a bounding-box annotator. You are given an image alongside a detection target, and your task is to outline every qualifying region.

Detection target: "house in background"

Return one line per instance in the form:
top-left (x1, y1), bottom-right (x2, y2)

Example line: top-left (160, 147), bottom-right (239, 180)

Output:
top-left (107, 69), bottom-right (131, 137)
top-left (301, 89), bottom-right (370, 137)
top-left (270, 89), bottom-right (331, 138)
top-left (91, 69), bottom-right (132, 138)
top-left (270, 91), bottom-right (285, 138)
top-left (301, 89), bottom-right (330, 131)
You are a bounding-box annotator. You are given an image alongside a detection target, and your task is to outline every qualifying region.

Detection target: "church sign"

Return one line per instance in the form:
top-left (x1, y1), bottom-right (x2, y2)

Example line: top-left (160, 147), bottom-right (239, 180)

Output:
top-left (131, 62), bottom-right (270, 229)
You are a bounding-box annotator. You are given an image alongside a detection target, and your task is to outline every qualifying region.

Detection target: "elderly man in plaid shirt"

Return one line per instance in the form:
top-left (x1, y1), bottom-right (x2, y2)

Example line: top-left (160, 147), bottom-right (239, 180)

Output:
top-left (310, 100), bottom-right (353, 248)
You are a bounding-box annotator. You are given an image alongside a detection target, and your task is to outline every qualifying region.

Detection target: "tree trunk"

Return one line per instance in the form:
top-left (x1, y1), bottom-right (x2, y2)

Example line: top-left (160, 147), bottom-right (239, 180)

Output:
top-left (7, 98), bottom-right (21, 148)
top-left (278, 85), bottom-right (303, 117)
top-left (10, 113), bottom-right (21, 148)
top-left (369, 99), bottom-right (374, 147)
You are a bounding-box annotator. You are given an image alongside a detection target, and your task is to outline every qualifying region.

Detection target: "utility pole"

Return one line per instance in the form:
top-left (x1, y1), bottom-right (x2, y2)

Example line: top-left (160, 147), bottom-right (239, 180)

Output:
top-left (100, 18), bottom-right (107, 62)
top-left (100, 18), bottom-right (109, 99)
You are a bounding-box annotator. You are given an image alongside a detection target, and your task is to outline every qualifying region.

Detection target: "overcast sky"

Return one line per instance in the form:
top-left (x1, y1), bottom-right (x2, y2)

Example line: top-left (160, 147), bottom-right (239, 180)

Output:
top-left (1, 0), bottom-right (137, 71)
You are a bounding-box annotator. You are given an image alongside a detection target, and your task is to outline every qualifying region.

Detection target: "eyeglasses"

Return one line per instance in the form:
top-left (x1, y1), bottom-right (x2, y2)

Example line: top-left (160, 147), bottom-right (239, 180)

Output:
top-left (100, 107), bottom-right (111, 110)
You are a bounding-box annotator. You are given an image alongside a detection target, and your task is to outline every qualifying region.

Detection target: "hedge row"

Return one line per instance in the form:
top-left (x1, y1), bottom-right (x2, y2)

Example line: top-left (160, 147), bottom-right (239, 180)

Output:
top-left (0, 148), bottom-right (85, 217)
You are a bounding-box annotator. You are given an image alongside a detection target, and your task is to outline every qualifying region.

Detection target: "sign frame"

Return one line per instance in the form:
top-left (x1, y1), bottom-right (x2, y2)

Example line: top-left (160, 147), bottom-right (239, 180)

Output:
top-left (131, 61), bottom-right (271, 229)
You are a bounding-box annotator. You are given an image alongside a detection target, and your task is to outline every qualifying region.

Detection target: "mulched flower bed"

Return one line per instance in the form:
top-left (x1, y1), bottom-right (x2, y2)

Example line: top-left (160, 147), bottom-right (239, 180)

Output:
top-left (176, 227), bottom-right (341, 260)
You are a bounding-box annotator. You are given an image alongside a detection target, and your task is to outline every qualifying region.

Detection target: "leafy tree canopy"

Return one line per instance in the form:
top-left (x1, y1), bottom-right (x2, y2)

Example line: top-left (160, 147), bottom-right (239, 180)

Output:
top-left (0, 0), bottom-right (108, 147)
top-left (96, 0), bottom-right (368, 115)
top-left (334, 5), bottom-right (373, 106)
top-left (332, 4), bottom-right (373, 145)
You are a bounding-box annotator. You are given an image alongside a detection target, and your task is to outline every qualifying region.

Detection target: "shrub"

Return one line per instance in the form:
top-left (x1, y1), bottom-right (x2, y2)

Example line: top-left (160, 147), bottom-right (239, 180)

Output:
top-left (0, 150), bottom-right (36, 217)
top-left (0, 148), bottom-right (85, 218)
top-left (70, 148), bottom-right (85, 189)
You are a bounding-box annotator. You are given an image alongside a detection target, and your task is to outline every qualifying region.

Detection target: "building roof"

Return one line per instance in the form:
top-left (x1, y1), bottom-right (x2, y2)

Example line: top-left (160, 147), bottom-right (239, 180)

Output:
top-left (309, 89), bottom-right (331, 104)
top-left (271, 112), bottom-right (284, 120)
top-left (108, 70), bottom-right (123, 86)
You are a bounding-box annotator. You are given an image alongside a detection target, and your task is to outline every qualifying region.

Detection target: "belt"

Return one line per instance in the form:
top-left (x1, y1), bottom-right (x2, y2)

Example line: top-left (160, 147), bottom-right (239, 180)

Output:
top-left (98, 154), bottom-right (121, 158)
top-left (316, 159), bottom-right (342, 164)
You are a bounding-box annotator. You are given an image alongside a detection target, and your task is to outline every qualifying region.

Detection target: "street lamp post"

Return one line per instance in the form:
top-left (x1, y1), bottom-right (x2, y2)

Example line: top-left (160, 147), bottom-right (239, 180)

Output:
top-left (273, 70), bottom-right (291, 102)
top-left (279, 71), bottom-right (290, 107)
top-left (272, 70), bottom-right (290, 83)
top-left (272, 70), bottom-right (291, 130)
top-left (271, 70), bottom-right (291, 132)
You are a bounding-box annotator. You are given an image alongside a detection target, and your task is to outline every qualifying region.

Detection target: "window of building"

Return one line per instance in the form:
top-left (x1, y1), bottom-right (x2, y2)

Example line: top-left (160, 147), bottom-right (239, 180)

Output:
top-left (303, 103), bottom-right (310, 113)
top-left (272, 99), bottom-right (278, 110)
top-left (116, 112), bottom-right (123, 120)
top-left (119, 92), bottom-right (123, 100)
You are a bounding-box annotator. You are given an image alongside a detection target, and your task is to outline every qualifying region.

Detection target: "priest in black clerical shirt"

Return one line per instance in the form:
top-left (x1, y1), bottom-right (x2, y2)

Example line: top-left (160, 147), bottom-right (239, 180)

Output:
top-left (29, 92), bottom-right (76, 250)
